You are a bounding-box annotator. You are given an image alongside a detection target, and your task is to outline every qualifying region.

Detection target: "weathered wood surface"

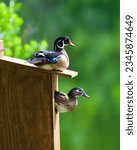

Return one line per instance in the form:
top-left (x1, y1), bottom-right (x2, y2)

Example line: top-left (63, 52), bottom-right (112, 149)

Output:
top-left (0, 40), bottom-right (78, 150)
top-left (52, 75), bottom-right (60, 150)
top-left (0, 56), bottom-right (78, 78)
top-left (0, 61), bottom-right (54, 150)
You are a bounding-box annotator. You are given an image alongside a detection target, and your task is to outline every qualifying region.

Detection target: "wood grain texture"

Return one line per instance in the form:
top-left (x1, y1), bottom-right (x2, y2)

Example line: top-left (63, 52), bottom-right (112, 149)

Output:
top-left (0, 60), bottom-right (54, 150)
top-left (0, 40), bottom-right (77, 150)
top-left (52, 75), bottom-right (60, 150)
top-left (0, 56), bottom-right (78, 78)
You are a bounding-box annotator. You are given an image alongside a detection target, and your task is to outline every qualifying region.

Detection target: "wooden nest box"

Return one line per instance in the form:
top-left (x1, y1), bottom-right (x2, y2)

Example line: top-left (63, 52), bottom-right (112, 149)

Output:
top-left (0, 40), bottom-right (78, 150)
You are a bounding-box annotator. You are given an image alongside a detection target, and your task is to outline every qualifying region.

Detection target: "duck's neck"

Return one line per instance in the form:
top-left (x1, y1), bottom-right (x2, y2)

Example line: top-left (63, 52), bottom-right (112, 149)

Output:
top-left (62, 49), bottom-right (69, 61)
top-left (55, 47), bottom-right (69, 61)
top-left (68, 94), bottom-right (78, 108)
top-left (54, 46), bottom-right (63, 52)
top-left (68, 93), bottom-right (77, 102)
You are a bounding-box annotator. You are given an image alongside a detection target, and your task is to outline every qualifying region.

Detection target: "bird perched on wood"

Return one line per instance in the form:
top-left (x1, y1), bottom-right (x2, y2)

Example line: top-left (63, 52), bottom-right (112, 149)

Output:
top-left (27, 36), bottom-right (75, 71)
top-left (55, 87), bottom-right (90, 113)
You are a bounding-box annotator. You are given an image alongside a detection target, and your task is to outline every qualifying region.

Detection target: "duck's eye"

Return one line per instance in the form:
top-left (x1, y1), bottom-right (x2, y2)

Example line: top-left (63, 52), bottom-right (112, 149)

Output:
top-left (57, 40), bottom-right (63, 47)
top-left (77, 89), bottom-right (82, 92)
top-left (64, 38), bottom-right (69, 44)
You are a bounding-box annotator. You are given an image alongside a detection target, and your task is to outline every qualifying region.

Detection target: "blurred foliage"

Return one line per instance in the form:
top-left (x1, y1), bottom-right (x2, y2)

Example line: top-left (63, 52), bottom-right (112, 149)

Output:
top-left (0, 0), bottom-right (48, 59)
top-left (1, 0), bottom-right (120, 150)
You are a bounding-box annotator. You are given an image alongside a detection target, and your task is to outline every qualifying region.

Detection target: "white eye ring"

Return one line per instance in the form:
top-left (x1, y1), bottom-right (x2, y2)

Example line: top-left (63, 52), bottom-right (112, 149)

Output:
top-left (76, 89), bottom-right (82, 92)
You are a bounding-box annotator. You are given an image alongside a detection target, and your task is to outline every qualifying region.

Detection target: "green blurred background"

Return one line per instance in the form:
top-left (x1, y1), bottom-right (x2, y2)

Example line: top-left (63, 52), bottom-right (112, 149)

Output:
top-left (0, 0), bottom-right (120, 149)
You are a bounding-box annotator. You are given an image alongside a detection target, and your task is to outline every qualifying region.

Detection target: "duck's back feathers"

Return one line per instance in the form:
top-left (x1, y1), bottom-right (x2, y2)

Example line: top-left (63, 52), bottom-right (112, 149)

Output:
top-left (28, 49), bottom-right (69, 71)
top-left (55, 91), bottom-right (69, 102)
top-left (54, 90), bottom-right (71, 112)
top-left (44, 51), bottom-right (62, 60)
top-left (27, 50), bottom-right (62, 65)
top-left (27, 55), bottom-right (47, 65)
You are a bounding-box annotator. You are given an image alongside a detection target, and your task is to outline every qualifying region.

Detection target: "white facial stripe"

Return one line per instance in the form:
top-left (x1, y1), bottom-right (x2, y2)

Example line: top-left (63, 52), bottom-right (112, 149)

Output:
top-left (76, 89), bottom-right (81, 92)
top-left (76, 89), bottom-right (84, 96)
top-left (57, 40), bottom-right (65, 49)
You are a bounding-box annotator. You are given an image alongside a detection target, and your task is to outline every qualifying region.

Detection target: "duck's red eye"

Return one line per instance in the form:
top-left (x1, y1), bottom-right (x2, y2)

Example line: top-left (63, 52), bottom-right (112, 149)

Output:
top-left (64, 37), bottom-right (69, 44)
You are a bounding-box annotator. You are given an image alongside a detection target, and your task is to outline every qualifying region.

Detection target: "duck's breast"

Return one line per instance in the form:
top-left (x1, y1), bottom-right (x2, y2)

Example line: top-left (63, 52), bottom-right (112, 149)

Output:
top-left (56, 54), bottom-right (69, 71)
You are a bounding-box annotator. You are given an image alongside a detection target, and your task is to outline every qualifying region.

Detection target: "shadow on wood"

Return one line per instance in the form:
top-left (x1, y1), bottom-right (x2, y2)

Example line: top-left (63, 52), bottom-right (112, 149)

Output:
top-left (0, 41), bottom-right (78, 150)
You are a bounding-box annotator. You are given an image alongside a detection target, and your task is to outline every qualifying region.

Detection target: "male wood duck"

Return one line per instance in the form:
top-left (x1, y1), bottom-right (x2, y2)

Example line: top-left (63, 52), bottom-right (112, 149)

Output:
top-left (55, 87), bottom-right (90, 113)
top-left (27, 36), bottom-right (75, 71)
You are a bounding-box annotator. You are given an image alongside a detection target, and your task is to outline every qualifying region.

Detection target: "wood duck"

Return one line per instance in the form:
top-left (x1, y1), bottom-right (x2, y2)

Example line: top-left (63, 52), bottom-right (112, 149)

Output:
top-left (27, 36), bottom-right (75, 71)
top-left (55, 87), bottom-right (90, 113)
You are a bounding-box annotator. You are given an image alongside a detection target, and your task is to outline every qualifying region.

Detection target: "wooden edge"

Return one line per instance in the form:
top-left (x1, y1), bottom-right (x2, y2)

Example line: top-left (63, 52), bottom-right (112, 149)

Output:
top-left (0, 40), bottom-right (4, 58)
top-left (0, 56), bottom-right (78, 78)
top-left (52, 75), bottom-right (60, 150)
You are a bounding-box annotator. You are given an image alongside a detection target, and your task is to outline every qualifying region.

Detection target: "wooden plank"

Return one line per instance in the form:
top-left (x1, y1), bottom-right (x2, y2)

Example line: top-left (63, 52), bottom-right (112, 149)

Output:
top-left (52, 74), bottom-right (60, 150)
top-left (0, 56), bottom-right (78, 78)
top-left (0, 40), bottom-right (4, 57)
top-left (0, 40), bottom-right (77, 150)
top-left (0, 61), bottom-right (54, 150)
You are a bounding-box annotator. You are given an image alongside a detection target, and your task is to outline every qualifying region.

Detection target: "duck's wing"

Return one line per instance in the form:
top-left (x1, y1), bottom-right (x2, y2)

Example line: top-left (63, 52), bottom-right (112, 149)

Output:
top-left (27, 50), bottom-right (62, 65)
top-left (27, 52), bottom-right (47, 65)
top-left (37, 50), bottom-right (62, 59)
top-left (44, 51), bottom-right (62, 61)
top-left (54, 91), bottom-right (69, 102)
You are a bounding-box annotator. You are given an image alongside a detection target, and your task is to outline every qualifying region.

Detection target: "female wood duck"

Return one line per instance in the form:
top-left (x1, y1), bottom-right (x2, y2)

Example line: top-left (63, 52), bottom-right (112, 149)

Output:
top-left (28, 36), bottom-right (75, 71)
top-left (55, 87), bottom-right (90, 113)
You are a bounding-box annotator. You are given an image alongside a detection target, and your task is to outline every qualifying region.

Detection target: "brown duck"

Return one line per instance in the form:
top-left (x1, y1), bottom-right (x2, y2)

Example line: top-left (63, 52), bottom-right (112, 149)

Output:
top-left (55, 87), bottom-right (90, 113)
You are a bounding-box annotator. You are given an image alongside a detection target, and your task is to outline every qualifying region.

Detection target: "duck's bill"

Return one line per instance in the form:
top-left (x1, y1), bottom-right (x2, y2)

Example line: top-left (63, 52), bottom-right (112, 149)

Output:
top-left (68, 40), bottom-right (76, 46)
top-left (82, 93), bottom-right (90, 98)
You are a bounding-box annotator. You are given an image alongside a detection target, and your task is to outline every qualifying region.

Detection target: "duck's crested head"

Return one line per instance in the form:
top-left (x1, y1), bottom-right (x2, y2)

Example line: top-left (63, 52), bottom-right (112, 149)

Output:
top-left (68, 87), bottom-right (90, 98)
top-left (54, 36), bottom-right (75, 51)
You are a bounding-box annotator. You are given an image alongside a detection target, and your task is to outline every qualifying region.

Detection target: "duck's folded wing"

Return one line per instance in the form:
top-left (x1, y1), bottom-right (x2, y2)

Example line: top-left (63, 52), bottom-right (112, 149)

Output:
top-left (37, 50), bottom-right (62, 60)
top-left (28, 50), bottom-right (62, 65)
top-left (27, 56), bottom-right (47, 65)
top-left (27, 50), bottom-right (47, 65)
top-left (45, 51), bottom-right (62, 60)
top-left (55, 91), bottom-right (69, 102)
